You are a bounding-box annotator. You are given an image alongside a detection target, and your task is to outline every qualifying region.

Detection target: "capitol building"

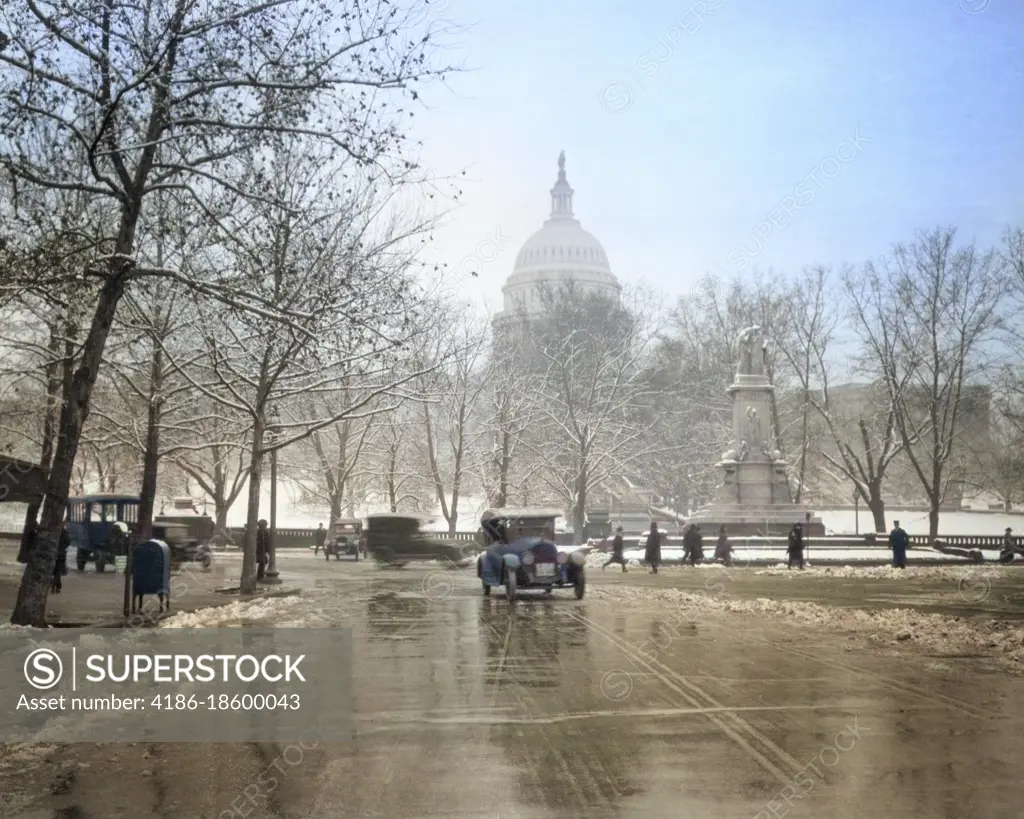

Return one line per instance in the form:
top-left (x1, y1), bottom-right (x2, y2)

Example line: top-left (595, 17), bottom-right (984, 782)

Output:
top-left (496, 152), bottom-right (621, 321)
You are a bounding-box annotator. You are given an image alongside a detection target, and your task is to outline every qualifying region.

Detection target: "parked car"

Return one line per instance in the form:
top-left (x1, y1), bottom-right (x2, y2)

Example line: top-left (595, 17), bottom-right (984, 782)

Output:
top-left (67, 494), bottom-right (138, 572)
top-left (477, 507), bottom-right (586, 602)
top-left (326, 518), bottom-right (363, 560)
top-left (66, 494), bottom-right (213, 572)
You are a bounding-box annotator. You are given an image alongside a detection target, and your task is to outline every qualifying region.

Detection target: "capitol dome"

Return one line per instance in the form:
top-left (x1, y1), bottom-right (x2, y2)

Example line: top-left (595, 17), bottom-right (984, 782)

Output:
top-left (500, 152), bottom-right (621, 317)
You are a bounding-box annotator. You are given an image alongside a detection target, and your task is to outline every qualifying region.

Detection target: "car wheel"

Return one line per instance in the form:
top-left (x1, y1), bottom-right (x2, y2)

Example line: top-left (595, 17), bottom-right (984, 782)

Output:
top-left (506, 570), bottom-right (517, 602)
top-left (77, 558), bottom-right (87, 572)
top-left (96, 560), bottom-right (106, 573)
top-left (574, 570), bottom-right (586, 600)
top-left (482, 581), bottom-right (491, 596)
top-left (202, 556), bottom-right (211, 569)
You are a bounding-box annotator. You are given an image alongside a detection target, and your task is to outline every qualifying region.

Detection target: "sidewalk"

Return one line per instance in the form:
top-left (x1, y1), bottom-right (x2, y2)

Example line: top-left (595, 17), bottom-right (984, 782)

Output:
top-left (0, 548), bottom-right (298, 626)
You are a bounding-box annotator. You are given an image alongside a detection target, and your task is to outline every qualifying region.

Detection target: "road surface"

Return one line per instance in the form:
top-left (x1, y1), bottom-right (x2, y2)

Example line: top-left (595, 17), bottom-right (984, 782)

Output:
top-left (3, 557), bottom-right (1024, 818)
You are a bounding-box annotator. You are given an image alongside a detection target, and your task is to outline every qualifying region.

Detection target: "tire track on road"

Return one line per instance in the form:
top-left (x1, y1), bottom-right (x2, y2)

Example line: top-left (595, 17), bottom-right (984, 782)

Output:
top-left (566, 610), bottom-right (801, 785)
top-left (479, 611), bottom-right (620, 812)
top-left (736, 635), bottom-right (1001, 720)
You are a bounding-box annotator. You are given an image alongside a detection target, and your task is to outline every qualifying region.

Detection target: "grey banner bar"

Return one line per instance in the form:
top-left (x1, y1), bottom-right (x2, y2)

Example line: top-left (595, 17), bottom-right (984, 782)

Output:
top-left (0, 628), bottom-right (351, 742)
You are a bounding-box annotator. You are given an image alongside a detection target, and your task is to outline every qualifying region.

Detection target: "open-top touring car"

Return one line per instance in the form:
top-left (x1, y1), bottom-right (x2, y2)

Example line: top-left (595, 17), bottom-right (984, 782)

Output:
top-left (477, 507), bottom-right (586, 601)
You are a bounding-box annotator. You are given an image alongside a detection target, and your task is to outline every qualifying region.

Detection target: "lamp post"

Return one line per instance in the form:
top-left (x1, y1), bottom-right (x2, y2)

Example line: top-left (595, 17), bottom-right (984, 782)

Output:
top-left (266, 407), bottom-right (281, 580)
top-left (853, 490), bottom-right (860, 535)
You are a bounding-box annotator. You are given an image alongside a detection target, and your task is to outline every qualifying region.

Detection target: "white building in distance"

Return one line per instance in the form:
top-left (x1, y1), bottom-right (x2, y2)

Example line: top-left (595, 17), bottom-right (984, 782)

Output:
top-left (496, 152), bottom-right (621, 321)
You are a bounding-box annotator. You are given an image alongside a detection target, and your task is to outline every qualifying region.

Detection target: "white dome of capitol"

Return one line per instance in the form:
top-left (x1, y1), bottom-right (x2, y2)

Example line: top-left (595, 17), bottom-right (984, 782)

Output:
top-left (501, 152), bottom-right (621, 316)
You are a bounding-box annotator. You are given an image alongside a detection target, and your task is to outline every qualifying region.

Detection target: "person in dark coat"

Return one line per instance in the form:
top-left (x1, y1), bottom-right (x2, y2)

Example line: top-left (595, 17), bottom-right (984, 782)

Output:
top-left (314, 523), bottom-right (326, 555)
top-left (256, 519), bottom-right (270, 579)
top-left (888, 520), bottom-right (908, 569)
top-left (645, 521), bottom-right (662, 574)
top-left (690, 525), bottom-right (704, 565)
top-left (51, 525), bottom-right (70, 593)
top-left (714, 525), bottom-right (732, 566)
top-left (1000, 527), bottom-right (1018, 564)
top-left (787, 522), bottom-right (804, 570)
top-left (603, 526), bottom-right (628, 572)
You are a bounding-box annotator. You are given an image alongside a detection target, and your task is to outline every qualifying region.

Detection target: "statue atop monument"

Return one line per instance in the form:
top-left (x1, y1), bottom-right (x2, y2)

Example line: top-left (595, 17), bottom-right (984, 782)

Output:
top-left (736, 326), bottom-right (765, 375)
top-left (688, 319), bottom-right (822, 535)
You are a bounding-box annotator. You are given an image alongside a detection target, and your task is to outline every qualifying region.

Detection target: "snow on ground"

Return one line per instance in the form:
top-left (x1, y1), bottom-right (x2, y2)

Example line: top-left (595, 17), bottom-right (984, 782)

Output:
top-left (753, 565), bottom-right (1008, 580)
top-left (591, 583), bottom-right (1024, 671)
top-left (158, 593), bottom-right (307, 628)
top-left (0, 742), bottom-right (58, 775)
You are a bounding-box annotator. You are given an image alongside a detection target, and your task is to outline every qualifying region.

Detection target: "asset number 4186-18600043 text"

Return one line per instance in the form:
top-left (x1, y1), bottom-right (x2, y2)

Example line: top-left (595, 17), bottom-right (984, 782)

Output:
top-left (150, 694), bottom-right (301, 710)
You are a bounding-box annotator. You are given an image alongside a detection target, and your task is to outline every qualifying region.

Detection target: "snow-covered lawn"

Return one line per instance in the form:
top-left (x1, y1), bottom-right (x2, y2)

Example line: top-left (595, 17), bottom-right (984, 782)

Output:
top-left (590, 583), bottom-right (1024, 671)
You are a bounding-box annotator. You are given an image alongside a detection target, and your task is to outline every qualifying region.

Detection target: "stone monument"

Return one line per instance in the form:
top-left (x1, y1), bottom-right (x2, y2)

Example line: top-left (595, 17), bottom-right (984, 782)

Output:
top-left (688, 326), bottom-right (824, 536)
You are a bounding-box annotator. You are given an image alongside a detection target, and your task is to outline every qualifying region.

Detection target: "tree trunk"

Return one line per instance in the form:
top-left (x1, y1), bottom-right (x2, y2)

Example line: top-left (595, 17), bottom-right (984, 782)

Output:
top-left (495, 430), bottom-right (511, 508)
top-left (214, 503), bottom-right (230, 545)
top-left (11, 260), bottom-right (133, 626)
top-left (137, 341), bottom-right (164, 539)
top-left (329, 491), bottom-right (342, 531)
top-left (928, 504), bottom-right (940, 544)
top-left (19, 320), bottom-right (68, 563)
top-left (868, 495), bottom-right (886, 534)
top-left (573, 468), bottom-right (587, 545)
top-left (794, 395), bottom-right (810, 503)
top-left (240, 417), bottom-right (265, 594)
top-left (387, 442), bottom-right (399, 512)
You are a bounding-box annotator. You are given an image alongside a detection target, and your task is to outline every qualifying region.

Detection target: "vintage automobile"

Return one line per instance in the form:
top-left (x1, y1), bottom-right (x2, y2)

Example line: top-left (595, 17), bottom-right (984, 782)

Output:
top-left (365, 513), bottom-right (465, 567)
top-left (67, 494), bottom-right (139, 572)
top-left (153, 499), bottom-right (215, 569)
top-left (326, 518), bottom-right (363, 560)
top-left (476, 507), bottom-right (586, 601)
top-left (66, 494), bottom-right (212, 572)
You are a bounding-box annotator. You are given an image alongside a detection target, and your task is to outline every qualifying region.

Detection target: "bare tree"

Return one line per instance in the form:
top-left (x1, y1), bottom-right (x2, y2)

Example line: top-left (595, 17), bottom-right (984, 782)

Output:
top-left (417, 310), bottom-right (489, 534)
top-left (365, 400), bottom-right (430, 513)
top-left (475, 320), bottom-right (538, 507)
top-left (1, 0), bottom-right (450, 623)
top-left (846, 228), bottom-right (1008, 541)
top-left (516, 283), bottom-right (667, 542)
top-left (165, 397), bottom-right (251, 538)
top-left (775, 266), bottom-right (837, 502)
top-left (802, 262), bottom-right (909, 532)
top-left (175, 139), bottom-right (441, 591)
top-left (289, 378), bottom-right (381, 528)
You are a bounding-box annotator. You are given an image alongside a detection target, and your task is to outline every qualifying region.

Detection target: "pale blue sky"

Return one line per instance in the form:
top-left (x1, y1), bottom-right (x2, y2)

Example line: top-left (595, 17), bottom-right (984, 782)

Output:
top-left (412, 0), bottom-right (1023, 313)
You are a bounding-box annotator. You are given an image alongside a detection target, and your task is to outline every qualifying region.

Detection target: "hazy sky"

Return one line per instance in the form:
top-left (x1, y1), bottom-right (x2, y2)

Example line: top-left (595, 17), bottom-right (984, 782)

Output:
top-left (411, 0), bottom-right (1023, 313)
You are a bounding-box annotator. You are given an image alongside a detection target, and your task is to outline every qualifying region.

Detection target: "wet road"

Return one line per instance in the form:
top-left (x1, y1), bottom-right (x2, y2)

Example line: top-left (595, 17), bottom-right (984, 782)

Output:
top-left (5, 559), bottom-right (1024, 818)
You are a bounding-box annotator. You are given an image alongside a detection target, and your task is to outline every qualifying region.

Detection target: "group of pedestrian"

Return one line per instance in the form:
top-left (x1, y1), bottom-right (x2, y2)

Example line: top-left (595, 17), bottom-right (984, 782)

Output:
top-left (604, 520), bottom-right (736, 572)
top-left (682, 524), bottom-right (704, 565)
top-left (599, 517), bottom-right (985, 573)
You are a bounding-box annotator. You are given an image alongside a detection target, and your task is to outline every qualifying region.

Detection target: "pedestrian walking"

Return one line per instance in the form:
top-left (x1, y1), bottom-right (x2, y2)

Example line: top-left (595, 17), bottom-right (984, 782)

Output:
top-left (256, 519), bottom-right (270, 580)
top-left (51, 524), bottom-right (69, 593)
top-left (888, 519), bottom-right (908, 569)
top-left (645, 521), bottom-right (662, 574)
top-left (787, 522), bottom-right (805, 570)
top-left (602, 526), bottom-right (628, 572)
top-left (714, 525), bottom-right (732, 566)
top-left (1000, 527), bottom-right (1018, 564)
top-left (691, 525), bottom-right (704, 565)
top-left (314, 523), bottom-right (326, 555)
